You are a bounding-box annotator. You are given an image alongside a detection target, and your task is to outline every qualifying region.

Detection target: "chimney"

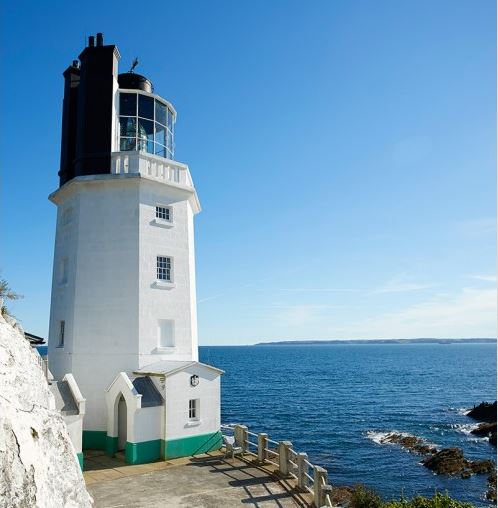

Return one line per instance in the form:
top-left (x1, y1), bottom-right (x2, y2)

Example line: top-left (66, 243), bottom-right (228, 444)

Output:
top-left (96, 33), bottom-right (104, 47)
top-left (88, 35), bottom-right (95, 47)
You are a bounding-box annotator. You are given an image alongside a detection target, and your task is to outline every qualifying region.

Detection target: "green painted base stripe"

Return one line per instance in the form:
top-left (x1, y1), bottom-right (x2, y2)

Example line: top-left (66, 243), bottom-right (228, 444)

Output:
top-left (82, 430), bottom-right (107, 450)
top-left (125, 439), bottom-right (162, 464)
top-left (163, 431), bottom-right (222, 459)
top-left (77, 452), bottom-right (84, 470)
top-left (105, 436), bottom-right (118, 456)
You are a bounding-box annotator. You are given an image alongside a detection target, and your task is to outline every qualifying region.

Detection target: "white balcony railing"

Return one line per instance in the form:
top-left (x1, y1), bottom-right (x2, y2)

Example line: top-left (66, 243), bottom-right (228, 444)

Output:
top-left (111, 151), bottom-right (193, 188)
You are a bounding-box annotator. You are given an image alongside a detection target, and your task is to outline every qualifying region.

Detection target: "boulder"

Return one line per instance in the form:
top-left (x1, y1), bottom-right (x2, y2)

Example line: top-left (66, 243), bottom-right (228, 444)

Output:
top-left (422, 447), bottom-right (495, 477)
top-left (466, 402), bottom-right (497, 423)
top-left (380, 433), bottom-right (437, 455)
top-left (0, 315), bottom-right (92, 507)
top-left (470, 421), bottom-right (497, 447)
top-left (422, 448), bottom-right (467, 475)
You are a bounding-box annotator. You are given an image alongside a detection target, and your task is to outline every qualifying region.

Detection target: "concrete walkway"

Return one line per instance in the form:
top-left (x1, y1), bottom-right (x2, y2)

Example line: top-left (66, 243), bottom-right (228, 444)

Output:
top-left (84, 450), bottom-right (312, 507)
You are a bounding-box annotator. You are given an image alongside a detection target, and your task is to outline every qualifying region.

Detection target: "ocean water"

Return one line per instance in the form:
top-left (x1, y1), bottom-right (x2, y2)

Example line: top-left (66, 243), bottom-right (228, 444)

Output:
top-left (199, 343), bottom-right (497, 506)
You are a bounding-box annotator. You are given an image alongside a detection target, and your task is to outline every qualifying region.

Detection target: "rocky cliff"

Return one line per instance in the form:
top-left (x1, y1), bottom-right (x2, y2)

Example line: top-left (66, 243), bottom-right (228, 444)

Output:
top-left (0, 314), bottom-right (92, 507)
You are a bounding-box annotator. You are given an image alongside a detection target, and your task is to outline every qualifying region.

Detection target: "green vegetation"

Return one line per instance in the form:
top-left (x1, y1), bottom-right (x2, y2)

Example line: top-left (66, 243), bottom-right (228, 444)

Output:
top-left (349, 486), bottom-right (474, 508)
top-left (0, 277), bottom-right (22, 318)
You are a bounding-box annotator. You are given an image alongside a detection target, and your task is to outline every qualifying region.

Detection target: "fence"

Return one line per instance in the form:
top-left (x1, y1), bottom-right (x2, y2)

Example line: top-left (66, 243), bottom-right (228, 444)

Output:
top-left (221, 424), bottom-right (334, 508)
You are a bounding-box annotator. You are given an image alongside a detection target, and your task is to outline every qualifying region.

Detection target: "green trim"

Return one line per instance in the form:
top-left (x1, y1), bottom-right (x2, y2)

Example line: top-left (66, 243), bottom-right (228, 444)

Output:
top-left (77, 452), bottom-right (84, 470)
top-left (163, 431), bottom-right (222, 459)
top-left (125, 439), bottom-right (162, 464)
top-left (105, 436), bottom-right (119, 456)
top-left (82, 430), bottom-right (106, 450)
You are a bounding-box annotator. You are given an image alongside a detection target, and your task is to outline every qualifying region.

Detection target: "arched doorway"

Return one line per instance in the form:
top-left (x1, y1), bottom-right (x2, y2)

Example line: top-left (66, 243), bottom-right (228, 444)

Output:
top-left (117, 395), bottom-right (127, 451)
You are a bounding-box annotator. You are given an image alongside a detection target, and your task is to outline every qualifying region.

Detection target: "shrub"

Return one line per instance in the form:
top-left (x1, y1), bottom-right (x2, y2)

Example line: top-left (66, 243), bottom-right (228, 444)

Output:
top-left (350, 488), bottom-right (474, 508)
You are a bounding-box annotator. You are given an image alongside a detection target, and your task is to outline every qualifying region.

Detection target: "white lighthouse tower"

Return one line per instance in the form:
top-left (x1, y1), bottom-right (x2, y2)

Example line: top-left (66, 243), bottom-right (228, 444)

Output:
top-left (48, 34), bottom-right (222, 464)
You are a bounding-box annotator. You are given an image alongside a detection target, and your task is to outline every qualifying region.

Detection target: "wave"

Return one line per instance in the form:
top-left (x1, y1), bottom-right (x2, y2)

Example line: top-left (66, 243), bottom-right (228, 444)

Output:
top-left (449, 423), bottom-right (480, 435)
top-left (365, 430), bottom-right (438, 450)
top-left (448, 407), bottom-right (470, 416)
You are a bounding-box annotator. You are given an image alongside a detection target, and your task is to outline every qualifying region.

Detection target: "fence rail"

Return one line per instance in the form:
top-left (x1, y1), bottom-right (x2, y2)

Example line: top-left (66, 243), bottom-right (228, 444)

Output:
top-left (221, 423), bottom-right (334, 508)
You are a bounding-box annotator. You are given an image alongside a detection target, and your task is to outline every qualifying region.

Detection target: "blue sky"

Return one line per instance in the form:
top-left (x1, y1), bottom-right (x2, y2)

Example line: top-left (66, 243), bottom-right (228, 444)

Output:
top-left (1, 0), bottom-right (496, 344)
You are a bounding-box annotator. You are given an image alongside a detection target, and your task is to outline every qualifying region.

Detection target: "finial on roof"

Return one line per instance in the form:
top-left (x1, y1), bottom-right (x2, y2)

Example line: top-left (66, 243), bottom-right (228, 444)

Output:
top-left (129, 57), bottom-right (139, 73)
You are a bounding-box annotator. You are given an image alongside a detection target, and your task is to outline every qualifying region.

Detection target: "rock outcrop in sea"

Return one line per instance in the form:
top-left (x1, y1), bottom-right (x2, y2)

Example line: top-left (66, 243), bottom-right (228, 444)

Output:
top-left (466, 401), bottom-right (497, 422)
top-left (368, 429), bottom-right (496, 501)
top-left (466, 401), bottom-right (497, 446)
top-left (0, 312), bottom-right (92, 507)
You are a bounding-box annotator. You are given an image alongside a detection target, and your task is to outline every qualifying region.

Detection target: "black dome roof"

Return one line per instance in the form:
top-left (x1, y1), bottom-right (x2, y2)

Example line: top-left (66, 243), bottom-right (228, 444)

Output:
top-left (118, 73), bottom-right (153, 93)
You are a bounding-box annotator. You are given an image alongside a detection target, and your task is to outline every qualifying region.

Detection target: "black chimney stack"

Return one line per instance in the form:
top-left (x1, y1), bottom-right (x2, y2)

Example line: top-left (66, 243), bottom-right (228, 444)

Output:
top-left (59, 35), bottom-right (121, 186)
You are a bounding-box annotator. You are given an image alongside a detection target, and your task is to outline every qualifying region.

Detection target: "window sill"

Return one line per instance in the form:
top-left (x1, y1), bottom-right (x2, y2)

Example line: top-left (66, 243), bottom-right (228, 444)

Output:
top-left (152, 218), bottom-right (174, 228)
top-left (154, 346), bottom-right (176, 354)
top-left (185, 420), bottom-right (201, 428)
top-left (152, 281), bottom-right (176, 290)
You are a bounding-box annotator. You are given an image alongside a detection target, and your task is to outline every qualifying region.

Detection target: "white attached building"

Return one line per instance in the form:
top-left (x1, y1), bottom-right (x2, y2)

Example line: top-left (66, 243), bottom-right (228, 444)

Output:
top-left (48, 33), bottom-right (222, 464)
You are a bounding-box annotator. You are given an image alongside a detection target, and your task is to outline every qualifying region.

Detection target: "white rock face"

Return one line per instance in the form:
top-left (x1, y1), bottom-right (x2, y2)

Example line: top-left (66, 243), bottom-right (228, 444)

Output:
top-left (0, 315), bottom-right (92, 507)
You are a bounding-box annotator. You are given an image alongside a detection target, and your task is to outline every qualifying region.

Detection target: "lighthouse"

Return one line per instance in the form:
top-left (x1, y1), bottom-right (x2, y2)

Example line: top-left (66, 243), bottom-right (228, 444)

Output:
top-left (48, 34), bottom-right (222, 464)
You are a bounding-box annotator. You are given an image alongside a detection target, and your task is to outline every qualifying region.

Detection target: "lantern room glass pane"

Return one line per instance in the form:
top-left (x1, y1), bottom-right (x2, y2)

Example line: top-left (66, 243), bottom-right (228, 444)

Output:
top-left (119, 93), bottom-right (136, 116)
top-left (167, 108), bottom-right (173, 131)
top-left (138, 94), bottom-right (154, 120)
top-left (120, 117), bottom-right (137, 137)
top-left (155, 122), bottom-right (166, 146)
top-left (120, 137), bottom-right (136, 151)
top-left (155, 101), bottom-right (167, 126)
top-left (137, 118), bottom-right (154, 154)
top-left (138, 118), bottom-right (154, 140)
top-left (154, 144), bottom-right (166, 158)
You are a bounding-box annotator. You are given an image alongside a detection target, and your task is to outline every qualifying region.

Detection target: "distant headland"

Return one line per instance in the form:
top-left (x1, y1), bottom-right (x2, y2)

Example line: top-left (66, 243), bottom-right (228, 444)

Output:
top-left (254, 338), bottom-right (496, 346)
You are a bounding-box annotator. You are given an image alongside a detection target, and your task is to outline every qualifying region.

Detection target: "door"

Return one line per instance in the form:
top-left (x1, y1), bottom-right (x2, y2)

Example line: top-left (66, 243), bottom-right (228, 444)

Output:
top-left (117, 395), bottom-right (127, 451)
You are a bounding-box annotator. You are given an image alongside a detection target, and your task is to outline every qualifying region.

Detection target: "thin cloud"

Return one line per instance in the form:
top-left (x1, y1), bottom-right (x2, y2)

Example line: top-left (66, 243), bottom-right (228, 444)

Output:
top-left (276, 288), bottom-right (360, 293)
top-left (469, 274), bottom-right (496, 282)
top-left (343, 287), bottom-right (497, 339)
top-left (372, 274), bottom-right (433, 294)
top-left (456, 217), bottom-right (496, 237)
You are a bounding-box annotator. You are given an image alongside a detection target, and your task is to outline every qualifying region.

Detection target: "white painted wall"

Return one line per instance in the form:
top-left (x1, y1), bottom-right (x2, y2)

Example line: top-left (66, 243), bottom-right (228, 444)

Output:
top-left (137, 178), bottom-right (199, 365)
top-left (165, 365), bottom-right (221, 441)
top-left (64, 415), bottom-right (83, 454)
top-left (48, 172), bottom-right (200, 432)
top-left (133, 406), bottom-right (163, 443)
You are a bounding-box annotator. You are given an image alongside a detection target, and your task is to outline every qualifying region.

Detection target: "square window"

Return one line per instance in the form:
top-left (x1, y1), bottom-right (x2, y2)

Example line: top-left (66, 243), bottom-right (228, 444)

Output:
top-left (156, 206), bottom-right (171, 221)
top-left (157, 256), bottom-right (172, 282)
top-left (189, 399), bottom-right (199, 420)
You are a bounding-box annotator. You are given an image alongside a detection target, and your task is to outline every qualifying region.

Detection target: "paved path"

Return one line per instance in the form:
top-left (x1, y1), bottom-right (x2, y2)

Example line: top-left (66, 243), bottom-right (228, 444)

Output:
top-left (84, 450), bottom-right (311, 507)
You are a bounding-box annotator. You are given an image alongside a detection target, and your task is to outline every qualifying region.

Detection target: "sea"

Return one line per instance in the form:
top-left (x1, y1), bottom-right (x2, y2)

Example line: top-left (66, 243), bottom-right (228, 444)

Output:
top-left (199, 343), bottom-right (496, 507)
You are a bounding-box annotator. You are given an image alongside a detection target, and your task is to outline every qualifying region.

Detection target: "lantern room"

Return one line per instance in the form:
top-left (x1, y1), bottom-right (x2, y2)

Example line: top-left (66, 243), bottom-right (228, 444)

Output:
top-left (117, 84), bottom-right (176, 160)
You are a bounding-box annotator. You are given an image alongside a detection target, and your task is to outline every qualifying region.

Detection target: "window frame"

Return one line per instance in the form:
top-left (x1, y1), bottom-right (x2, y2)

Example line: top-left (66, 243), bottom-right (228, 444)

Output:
top-left (156, 255), bottom-right (173, 282)
top-left (58, 320), bottom-right (65, 348)
top-left (188, 399), bottom-right (200, 421)
top-left (155, 205), bottom-right (172, 222)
